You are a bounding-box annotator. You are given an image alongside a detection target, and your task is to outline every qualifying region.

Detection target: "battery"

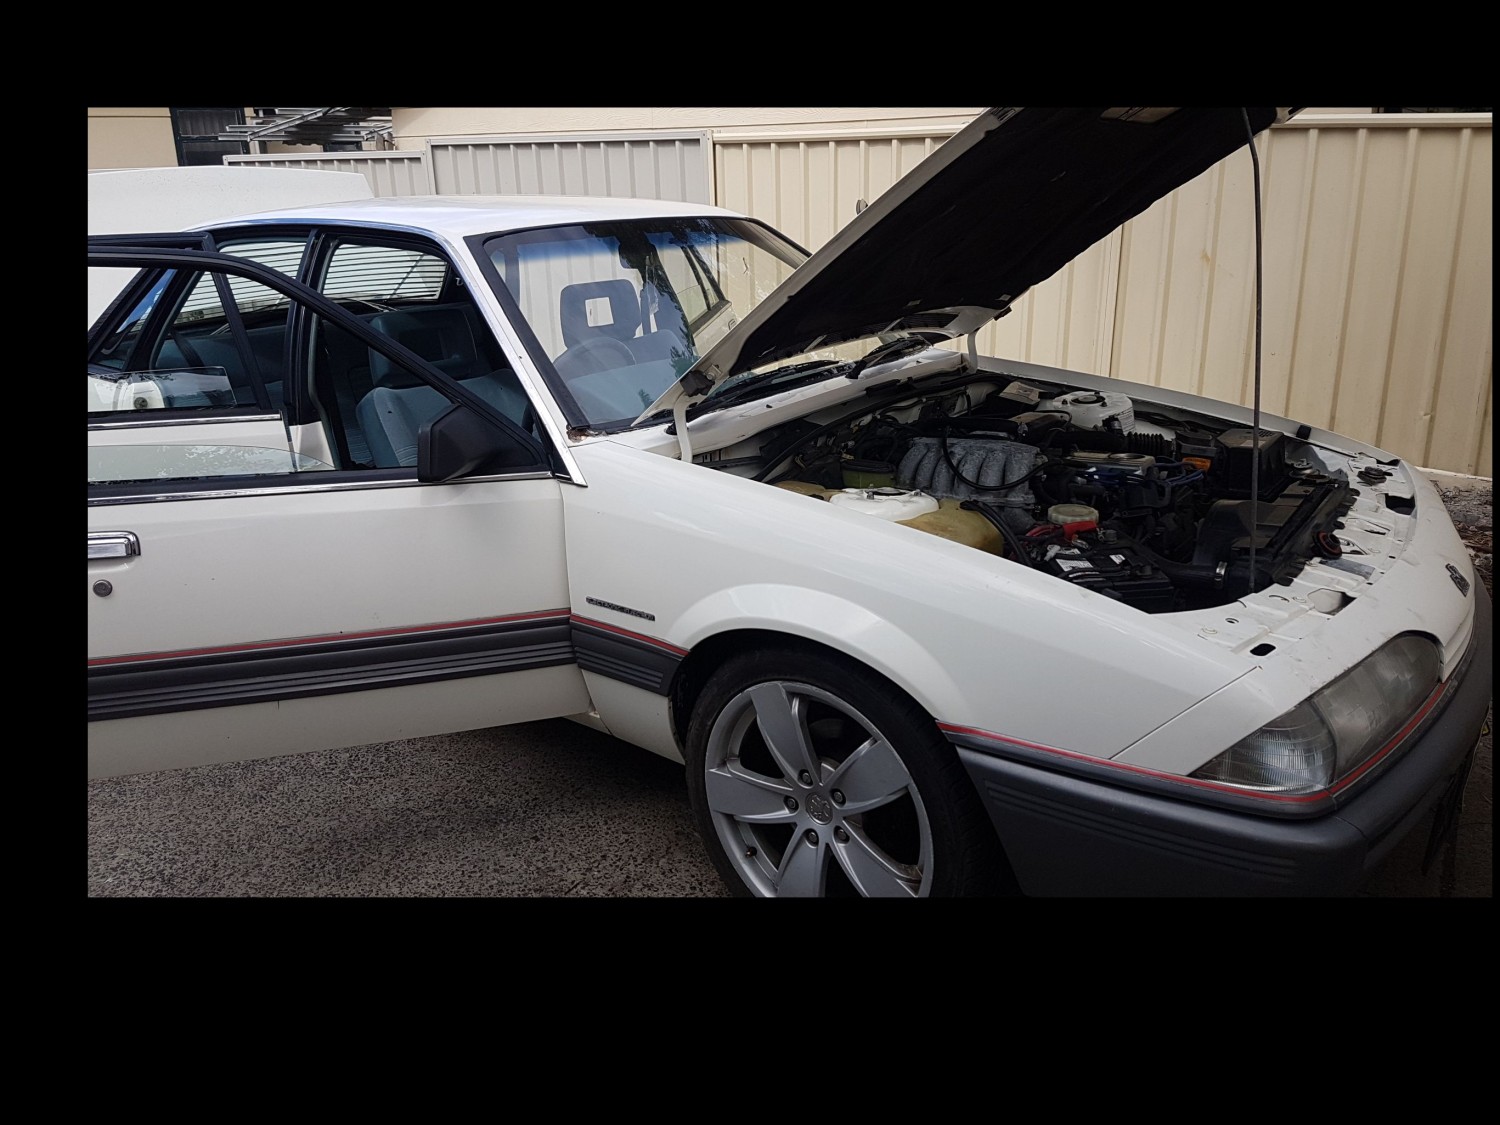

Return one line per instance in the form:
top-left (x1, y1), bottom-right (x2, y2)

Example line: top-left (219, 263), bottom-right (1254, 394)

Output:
top-left (1041, 537), bottom-right (1177, 611)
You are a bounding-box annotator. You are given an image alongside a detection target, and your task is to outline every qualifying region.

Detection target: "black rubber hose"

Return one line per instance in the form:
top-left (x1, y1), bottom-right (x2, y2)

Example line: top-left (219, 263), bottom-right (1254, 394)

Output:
top-left (1132, 540), bottom-right (1225, 589)
top-left (1066, 483), bottom-right (1110, 503)
top-left (939, 422), bottom-right (1046, 494)
top-left (1032, 466), bottom-right (1068, 508)
top-left (961, 501), bottom-right (1037, 567)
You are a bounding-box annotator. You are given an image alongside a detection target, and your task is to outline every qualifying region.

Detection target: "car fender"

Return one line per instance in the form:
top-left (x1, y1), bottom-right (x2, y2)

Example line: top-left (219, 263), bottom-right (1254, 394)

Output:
top-left (670, 582), bottom-right (968, 721)
top-left (565, 440), bottom-right (1249, 761)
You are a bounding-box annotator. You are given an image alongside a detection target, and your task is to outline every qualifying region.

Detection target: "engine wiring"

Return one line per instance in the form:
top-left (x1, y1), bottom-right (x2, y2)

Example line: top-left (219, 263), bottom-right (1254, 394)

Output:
top-left (739, 367), bottom-right (1353, 611)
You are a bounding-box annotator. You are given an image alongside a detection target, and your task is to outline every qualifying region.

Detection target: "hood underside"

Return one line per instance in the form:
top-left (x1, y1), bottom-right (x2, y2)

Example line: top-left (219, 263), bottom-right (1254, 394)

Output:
top-left (672, 106), bottom-right (1286, 406)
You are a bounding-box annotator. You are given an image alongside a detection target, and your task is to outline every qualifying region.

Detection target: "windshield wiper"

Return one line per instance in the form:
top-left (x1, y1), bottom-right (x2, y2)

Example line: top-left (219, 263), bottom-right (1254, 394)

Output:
top-left (842, 336), bottom-right (934, 378)
top-left (703, 339), bottom-right (936, 409)
top-left (700, 359), bottom-right (846, 407)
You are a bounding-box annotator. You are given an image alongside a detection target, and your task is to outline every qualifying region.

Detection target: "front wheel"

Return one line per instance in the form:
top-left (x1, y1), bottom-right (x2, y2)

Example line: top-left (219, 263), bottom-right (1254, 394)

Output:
top-left (684, 648), bottom-right (1010, 897)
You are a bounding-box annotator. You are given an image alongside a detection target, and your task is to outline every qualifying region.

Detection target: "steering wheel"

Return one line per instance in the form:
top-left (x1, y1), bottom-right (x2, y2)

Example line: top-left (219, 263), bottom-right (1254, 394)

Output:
top-left (555, 336), bottom-right (635, 382)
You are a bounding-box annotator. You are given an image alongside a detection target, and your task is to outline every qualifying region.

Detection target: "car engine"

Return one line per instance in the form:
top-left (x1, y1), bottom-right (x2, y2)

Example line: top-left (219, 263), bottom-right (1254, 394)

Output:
top-left (734, 376), bottom-right (1358, 613)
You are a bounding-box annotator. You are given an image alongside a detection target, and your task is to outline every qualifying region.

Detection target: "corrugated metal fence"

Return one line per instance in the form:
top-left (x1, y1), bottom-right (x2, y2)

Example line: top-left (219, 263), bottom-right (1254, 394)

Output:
top-left (226, 113), bottom-right (1492, 475)
top-left (711, 115), bottom-right (1493, 477)
top-left (224, 150), bottom-right (430, 197)
top-left (425, 131), bottom-right (712, 201)
top-left (227, 132), bottom-right (713, 202)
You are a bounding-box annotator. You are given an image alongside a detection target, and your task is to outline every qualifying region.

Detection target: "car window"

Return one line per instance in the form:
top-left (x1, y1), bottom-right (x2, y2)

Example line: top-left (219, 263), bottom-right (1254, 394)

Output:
top-left (88, 443), bottom-right (334, 485)
top-left (309, 236), bottom-right (538, 470)
top-left (175, 240), bottom-right (306, 320)
top-left (87, 238), bottom-right (309, 417)
top-left (322, 243), bottom-right (448, 306)
top-left (483, 218), bottom-right (804, 430)
top-left (92, 271), bottom-right (174, 372)
top-left (653, 236), bottom-right (729, 335)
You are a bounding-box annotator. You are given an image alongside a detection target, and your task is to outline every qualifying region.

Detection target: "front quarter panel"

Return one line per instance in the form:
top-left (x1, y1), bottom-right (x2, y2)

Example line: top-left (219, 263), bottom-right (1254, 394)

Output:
top-left (562, 441), bottom-right (1249, 759)
top-left (1115, 461), bottom-right (1483, 775)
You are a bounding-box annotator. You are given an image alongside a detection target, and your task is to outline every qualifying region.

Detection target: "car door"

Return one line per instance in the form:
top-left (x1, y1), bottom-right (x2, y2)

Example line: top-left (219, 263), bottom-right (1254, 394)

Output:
top-left (88, 243), bottom-right (590, 778)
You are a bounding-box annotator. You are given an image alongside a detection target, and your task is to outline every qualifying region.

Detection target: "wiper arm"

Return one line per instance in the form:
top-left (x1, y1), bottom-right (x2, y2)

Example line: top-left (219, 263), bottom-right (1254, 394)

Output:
top-left (843, 336), bottom-right (934, 379)
top-left (688, 340), bottom-right (937, 414)
top-left (701, 360), bottom-right (844, 407)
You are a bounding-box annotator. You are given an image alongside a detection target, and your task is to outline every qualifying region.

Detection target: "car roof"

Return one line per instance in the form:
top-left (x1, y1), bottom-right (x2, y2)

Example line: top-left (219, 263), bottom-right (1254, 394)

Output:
top-left (197, 194), bottom-right (745, 239)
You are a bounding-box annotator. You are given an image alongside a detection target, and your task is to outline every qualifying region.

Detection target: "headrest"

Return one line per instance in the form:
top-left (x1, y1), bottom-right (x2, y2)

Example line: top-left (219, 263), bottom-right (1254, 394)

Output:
top-left (368, 307), bottom-right (478, 388)
top-left (560, 280), bottom-right (640, 348)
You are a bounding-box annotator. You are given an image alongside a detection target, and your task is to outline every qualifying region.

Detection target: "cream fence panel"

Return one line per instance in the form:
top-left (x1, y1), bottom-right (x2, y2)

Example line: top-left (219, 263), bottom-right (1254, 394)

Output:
top-left (426, 132), bottom-right (712, 202)
top-left (223, 151), bottom-right (430, 196)
top-left (1110, 114), bottom-right (1492, 476)
top-left (712, 115), bottom-right (1492, 476)
top-left (712, 127), bottom-right (1120, 378)
top-left (225, 132), bottom-right (715, 203)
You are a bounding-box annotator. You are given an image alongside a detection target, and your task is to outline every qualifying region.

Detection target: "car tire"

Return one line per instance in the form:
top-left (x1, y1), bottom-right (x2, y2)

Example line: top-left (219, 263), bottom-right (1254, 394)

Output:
top-left (684, 646), bottom-right (1013, 897)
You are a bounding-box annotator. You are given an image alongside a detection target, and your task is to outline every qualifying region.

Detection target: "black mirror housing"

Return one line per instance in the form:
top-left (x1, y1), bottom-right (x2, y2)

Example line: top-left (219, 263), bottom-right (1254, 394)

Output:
top-left (418, 404), bottom-right (541, 483)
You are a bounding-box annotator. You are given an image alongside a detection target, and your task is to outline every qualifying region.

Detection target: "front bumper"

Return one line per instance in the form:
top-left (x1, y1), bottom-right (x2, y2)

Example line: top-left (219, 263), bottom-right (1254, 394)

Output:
top-left (953, 583), bottom-right (1491, 896)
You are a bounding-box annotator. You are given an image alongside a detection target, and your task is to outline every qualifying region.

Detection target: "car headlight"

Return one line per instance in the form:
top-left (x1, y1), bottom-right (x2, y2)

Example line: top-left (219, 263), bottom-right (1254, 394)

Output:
top-left (1191, 635), bottom-right (1441, 794)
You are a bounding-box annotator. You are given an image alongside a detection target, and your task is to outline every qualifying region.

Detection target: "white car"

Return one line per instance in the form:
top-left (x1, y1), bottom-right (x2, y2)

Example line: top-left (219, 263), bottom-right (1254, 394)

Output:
top-left (88, 107), bottom-right (1490, 896)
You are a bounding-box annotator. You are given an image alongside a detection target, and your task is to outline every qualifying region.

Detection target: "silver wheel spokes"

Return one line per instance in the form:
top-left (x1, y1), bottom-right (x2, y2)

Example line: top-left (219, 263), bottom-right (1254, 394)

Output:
top-left (704, 681), bottom-right (933, 897)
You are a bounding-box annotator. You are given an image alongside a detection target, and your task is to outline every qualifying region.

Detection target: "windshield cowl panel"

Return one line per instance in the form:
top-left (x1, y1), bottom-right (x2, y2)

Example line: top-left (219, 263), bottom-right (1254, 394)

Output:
top-left (482, 218), bottom-right (807, 433)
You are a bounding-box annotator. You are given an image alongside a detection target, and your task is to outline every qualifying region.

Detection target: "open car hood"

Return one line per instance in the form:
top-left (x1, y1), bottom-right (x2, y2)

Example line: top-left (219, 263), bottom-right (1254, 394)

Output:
top-left (640, 106), bottom-right (1294, 422)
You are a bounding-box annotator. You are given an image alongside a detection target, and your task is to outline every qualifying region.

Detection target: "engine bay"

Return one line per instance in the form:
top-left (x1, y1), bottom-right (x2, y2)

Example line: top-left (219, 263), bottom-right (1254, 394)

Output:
top-left (710, 372), bottom-right (1369, 614)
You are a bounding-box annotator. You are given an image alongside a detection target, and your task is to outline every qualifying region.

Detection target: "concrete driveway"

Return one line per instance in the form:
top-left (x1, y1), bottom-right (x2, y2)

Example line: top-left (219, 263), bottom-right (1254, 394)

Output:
top-left (88, 720), bottom-right (726, 897)
top-left (86, 703), bottom-right (1492, 898)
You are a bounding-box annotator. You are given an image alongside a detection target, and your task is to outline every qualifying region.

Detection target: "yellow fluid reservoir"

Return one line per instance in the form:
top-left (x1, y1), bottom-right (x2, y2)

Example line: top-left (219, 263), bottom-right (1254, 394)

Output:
top-left (841, 459), bottom-right (897, 488)
top-left (775, 481), bottom-right (830, 497)
top-left (898, 508), bottom-right (1005, 555)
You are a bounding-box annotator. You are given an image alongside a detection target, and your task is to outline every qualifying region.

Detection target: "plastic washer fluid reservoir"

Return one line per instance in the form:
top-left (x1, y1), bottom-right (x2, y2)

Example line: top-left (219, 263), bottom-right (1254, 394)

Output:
top-left (827, 488), bottom-right (940, 521)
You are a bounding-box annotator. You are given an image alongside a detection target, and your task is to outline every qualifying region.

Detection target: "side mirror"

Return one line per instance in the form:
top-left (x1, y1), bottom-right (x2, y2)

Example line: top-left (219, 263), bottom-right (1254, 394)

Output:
top-left (417, 404), bottom-right (542, 483)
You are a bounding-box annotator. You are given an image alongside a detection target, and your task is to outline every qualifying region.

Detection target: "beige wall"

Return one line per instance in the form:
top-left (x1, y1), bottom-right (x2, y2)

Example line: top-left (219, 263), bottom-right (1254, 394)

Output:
top-left (392, 108), bottom-right (1381, 143)
top-left (88, 108), bottom-right (177, 169)
top-left (87, 109), bottom-right (324, 170)
top-left (1110, 114), bottom-right (1493, 478)
top-left (390, 107), bottom-right (984, 148)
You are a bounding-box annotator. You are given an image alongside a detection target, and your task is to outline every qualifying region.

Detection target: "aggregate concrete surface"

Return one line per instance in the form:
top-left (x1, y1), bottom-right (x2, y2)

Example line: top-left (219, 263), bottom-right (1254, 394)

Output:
top-left (88, 479), bottom-right (1493, 899)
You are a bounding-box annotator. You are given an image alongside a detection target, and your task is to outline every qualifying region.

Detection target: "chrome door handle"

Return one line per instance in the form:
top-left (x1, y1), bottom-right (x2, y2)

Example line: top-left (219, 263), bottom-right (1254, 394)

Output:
top-left (89, 532), bottom-right (141, 559)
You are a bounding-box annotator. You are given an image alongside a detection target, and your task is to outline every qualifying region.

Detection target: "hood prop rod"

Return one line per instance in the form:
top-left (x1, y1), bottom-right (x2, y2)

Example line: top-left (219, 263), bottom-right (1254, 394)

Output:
top-left (1242, 107), bottom-right (1265, 592)
top-left (671, 397), bottom-right (694, 463)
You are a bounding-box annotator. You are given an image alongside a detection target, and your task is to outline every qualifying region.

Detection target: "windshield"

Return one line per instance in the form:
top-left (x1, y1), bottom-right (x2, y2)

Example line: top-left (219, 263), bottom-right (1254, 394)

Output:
top-left (483, 218), bottom-right (806, 430)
